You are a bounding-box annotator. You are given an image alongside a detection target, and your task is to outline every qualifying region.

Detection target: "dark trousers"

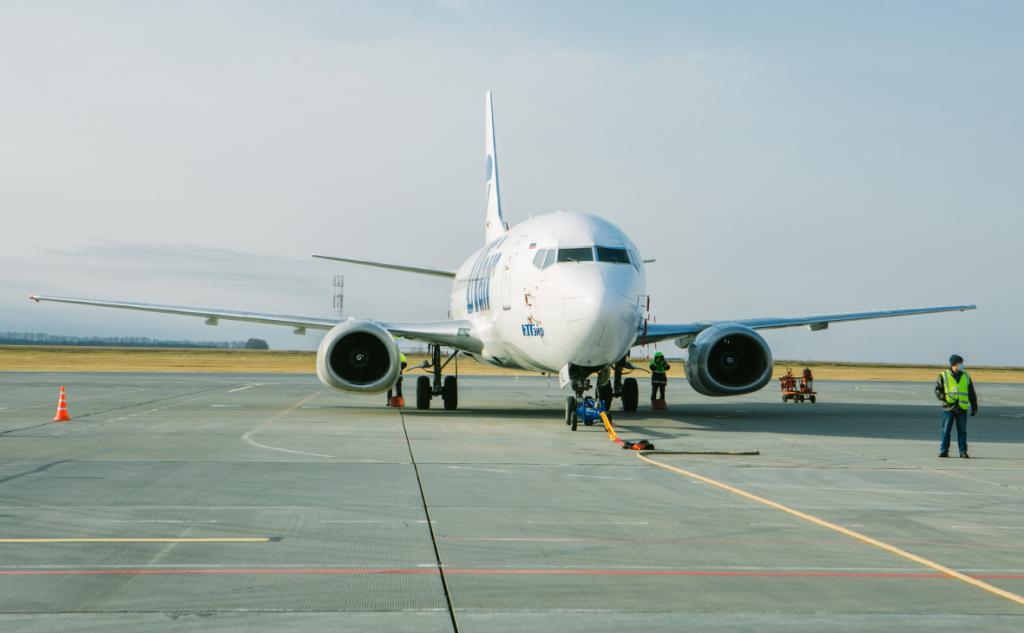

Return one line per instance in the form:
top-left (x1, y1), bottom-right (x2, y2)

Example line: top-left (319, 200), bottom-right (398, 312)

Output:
top-left (651, 373), bottom-right (666, 400)
top-left (387, 376), bottom-right (403, 401)
top-left (940, 409), bottom-right (968, 455)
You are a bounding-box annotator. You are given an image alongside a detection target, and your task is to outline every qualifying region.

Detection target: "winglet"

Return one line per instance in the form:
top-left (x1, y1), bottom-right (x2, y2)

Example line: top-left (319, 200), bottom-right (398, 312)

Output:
top-left (484, 91), bottom-right (507, 243)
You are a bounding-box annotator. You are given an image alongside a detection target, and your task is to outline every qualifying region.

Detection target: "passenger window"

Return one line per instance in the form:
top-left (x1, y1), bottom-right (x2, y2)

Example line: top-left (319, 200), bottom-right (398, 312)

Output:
top-left (543, 249), bottom-right (556, 269)
top-left (532, 249), bottom-right (547, 269)
top-left (595, 246), bottom-right (630, 264)
top-left (556, 247), bottom-right (594, 263)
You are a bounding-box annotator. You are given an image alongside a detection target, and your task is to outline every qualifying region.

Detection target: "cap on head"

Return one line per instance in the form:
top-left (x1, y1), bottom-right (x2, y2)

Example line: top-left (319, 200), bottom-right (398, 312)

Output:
top-left (949, 354), bottom-right (964, 366)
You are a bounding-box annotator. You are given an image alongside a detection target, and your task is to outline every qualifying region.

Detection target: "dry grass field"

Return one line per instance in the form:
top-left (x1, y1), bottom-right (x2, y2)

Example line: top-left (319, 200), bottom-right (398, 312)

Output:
top-left (2, 345), bottom-right (1022, 383)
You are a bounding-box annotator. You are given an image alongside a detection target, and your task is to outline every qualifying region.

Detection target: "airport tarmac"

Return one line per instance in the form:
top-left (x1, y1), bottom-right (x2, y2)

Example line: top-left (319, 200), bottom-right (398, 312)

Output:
top-left (0, 372), bottom-right (1022, 632)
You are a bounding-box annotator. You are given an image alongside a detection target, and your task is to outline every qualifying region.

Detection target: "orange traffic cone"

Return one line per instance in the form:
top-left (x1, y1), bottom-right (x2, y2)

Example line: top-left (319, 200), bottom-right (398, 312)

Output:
top-left (53, 386), bottom-right (71, 422)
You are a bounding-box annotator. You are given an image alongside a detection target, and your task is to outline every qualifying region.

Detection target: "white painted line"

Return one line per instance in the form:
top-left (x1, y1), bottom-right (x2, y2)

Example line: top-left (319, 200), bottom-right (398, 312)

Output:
top-left (211, 404), bottom-right (240, 408)
top-left (320, 519), bottom-right (433, 524)
top-left (998, 413), bottom-right (1024, 418)
top-left (852, 385), bottom-right (913, 394)
top-left (105, 520), bottom-right (219, 524)
top-left (448, 465), bottom-right (510, 474)
top-left (443, 537), bottom-right (592, 542)
top-left (241, 393), bottom-right (334, 459)
top-left (242, 433), bottom-right (334, 459)
top-left (949, 525), bottom-right (1024, 531)
top-left (566, 474), bottom-right (634, 481)
top-left (228, 385), bottom-right (256, 393)
top-left (737, 483), bottom-right (1019, 498)
top-left (528, 521), bottom-right (648, 526)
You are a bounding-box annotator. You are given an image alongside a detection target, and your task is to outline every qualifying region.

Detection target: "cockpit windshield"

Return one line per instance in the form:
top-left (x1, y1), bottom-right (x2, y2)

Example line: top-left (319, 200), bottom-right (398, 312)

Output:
top-left (532, 246), bottom-right (635, 268)
top-left (595, 246), bottom-right (630, 264)
top-left (556, 247), bottom-right (594, 263)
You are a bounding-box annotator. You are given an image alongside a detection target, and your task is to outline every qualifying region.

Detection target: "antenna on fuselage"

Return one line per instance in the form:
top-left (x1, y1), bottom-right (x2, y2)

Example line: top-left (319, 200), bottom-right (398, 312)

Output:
top-left (484, 91), bottom-right (508, 243)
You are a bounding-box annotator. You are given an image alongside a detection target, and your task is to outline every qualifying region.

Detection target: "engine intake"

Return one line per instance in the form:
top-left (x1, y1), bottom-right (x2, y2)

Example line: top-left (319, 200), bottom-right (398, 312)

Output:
top-left (316, 320), bottom-right (400, 393)
top-left (685, 324), bottom-right (773, 396)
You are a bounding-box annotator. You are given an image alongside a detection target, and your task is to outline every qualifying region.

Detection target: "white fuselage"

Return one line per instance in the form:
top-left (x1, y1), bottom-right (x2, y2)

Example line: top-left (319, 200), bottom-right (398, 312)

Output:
top-left (450, 211), bottom-right (647, 372)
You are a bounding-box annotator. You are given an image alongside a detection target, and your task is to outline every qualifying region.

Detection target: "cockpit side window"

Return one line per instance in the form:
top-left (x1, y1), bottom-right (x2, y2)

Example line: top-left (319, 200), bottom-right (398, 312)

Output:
top-left (543, 249), bottom-right (556, 268)
top-left (595, 246), bottom-right (630, 264)
top-left (556, 247), bottom-right (594, 263)
top-left (532, 249), bottom-right (547, 269)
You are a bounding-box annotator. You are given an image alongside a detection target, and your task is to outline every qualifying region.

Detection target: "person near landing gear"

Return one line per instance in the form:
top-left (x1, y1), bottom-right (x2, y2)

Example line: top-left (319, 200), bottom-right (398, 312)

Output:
top-left (387, 353), bottom-right (409, 406)
top-left (935, 354), bottom-right (978, 458)
top-left (649, 352), bottom-right (670, 408)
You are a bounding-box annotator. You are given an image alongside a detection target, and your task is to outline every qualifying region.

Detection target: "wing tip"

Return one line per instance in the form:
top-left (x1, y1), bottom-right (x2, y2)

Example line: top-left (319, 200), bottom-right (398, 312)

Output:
top-left (28, 294), bottom-right (40, 303)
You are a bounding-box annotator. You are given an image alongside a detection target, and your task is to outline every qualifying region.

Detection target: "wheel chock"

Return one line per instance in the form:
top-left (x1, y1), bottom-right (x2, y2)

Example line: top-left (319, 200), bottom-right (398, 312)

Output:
top-left (389, 396), bottom-right (405, 408)
top-left (621, 439), bottom-right (655, 451)
top-left (599, 411), bottom-right (654, 450)
top-left (651, 399), bottom-right (667, 411)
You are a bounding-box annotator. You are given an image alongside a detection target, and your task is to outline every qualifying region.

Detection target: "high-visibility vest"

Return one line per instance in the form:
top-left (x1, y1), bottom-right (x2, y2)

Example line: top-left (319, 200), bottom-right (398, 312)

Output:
top-left (399, 353), bottom-right (407, 364)
top-left (943, 370), bottom-right (971, 411)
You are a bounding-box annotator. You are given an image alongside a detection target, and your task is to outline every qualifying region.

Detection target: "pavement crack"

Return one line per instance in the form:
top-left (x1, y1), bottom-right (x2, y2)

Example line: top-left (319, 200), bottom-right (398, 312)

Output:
top-left (0, 460), bottom-right (71, 486)
top-left (398, 407), bottom-right (460, 633)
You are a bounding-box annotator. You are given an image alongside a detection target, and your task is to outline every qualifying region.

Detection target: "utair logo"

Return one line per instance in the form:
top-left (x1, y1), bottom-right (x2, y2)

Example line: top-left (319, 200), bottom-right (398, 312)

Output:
top-left (521, 322), bottom-right (544, 337)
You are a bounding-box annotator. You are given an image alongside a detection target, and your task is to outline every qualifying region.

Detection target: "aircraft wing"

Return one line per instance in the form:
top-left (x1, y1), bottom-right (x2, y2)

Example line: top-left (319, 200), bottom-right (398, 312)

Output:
top-left (312, 254), bottom-right (456, 278)
top-left (636, 304), bottom-right (977, 347)
top-left (28, 294), bottom-right (481, 352)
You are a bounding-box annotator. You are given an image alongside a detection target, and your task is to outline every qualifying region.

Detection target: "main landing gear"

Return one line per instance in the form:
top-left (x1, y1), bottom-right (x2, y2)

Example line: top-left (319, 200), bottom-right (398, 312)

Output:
top-left (416, 344), bottom-right (459, 410)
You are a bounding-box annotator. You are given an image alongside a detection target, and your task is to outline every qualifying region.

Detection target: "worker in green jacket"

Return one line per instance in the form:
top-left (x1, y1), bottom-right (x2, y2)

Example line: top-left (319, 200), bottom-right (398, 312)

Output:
top-left (934, 354), bottom-right (978, 458)
top-left (649, 352), bottom-right (670, 402)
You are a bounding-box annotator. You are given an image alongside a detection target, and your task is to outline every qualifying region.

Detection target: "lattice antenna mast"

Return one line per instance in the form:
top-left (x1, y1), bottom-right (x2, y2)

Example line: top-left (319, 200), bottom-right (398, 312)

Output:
top-left (332, 275), bottom-right (345, 319)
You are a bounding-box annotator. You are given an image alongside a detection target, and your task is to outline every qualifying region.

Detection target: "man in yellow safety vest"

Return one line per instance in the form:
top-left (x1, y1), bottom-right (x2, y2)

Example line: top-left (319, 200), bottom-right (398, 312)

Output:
top-left (387, 353), bottom-right (409, 406)
top-left (933, 354), bottom-right (978, 458)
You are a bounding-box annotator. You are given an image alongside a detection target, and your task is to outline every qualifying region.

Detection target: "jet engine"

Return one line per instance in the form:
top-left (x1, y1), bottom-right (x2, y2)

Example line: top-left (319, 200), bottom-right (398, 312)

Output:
top-left (315, 320), bottom-right (400, 393)
top-left (684, 324), bottom-right (773, 396)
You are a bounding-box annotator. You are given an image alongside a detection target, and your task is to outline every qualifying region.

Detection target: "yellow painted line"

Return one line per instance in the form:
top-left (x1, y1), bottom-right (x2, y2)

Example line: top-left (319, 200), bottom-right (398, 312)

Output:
top-left (0, 537), bottom-right (272, 543)
top-left (637, 452), bottom-right (1024, 607)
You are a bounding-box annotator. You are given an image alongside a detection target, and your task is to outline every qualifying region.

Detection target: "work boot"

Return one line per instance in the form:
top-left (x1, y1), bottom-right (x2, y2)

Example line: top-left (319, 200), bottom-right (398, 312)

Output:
top-left (960, 453), bottom-right (970, 459)
top-left (938, 452), bottom-right (949, 458)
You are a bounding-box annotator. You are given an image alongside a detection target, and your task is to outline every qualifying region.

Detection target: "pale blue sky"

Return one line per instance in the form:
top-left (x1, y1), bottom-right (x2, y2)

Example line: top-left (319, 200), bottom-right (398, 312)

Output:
top-left (1, 1), bottom-right (1021, 363)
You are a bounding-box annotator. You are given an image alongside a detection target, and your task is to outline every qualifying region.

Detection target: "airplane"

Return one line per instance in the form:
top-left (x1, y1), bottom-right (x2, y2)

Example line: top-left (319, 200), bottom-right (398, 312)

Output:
top-left (30, 92), bottom-right (976, 427)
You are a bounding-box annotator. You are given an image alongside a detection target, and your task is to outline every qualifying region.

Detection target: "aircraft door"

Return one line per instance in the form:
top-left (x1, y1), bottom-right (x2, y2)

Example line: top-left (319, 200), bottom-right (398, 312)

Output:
top-left (502, 255), bottom-right (512, 310)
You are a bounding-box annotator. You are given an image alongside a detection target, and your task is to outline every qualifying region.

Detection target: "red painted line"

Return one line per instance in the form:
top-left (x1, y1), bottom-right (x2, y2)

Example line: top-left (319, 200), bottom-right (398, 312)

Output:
top-left (0, 567), bottom-right (1021, 579)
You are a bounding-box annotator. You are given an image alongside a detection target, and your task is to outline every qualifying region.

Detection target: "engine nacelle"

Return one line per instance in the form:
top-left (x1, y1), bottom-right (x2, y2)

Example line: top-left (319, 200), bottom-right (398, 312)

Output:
top-left (685, 324), bottom-right (773, 396)
top-left (316, 320), bottom-right (400, 393)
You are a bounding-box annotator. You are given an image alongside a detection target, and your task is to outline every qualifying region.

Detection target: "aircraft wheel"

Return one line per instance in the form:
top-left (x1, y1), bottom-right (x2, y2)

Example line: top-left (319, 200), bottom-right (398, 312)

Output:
top-left (621, 378), bottom-right (638, 412)
top-left (416, 376), bottom-right (431, 410)
top-left (597, 382), bottom-right (613, 411)
top-left (442, 376), bottom-right (458, 410)
top-left (565, 396), bottom-right (576, 426)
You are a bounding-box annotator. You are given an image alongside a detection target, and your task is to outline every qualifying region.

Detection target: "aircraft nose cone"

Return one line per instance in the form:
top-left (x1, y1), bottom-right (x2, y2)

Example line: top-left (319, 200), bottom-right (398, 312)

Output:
top-left (562, 267), bottom-right (636, 365)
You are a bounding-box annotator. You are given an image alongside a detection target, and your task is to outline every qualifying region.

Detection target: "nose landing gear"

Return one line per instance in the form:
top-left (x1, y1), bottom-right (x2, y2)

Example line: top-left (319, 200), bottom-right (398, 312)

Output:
top-left (415, 344), bottom-right (459, 410)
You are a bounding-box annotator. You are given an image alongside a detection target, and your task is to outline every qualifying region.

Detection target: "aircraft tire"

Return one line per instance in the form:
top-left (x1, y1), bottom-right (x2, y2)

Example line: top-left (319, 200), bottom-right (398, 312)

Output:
top-left (416, 376), bottom-right (431, 410)
top-left (565, 396), bottom-right (576, 426)
top-left (442, 376), bottom-right (458, 410)
top-left (622, 378), bottom-right (639, 412)
top-left (597, 382), bottom-right (613, 411)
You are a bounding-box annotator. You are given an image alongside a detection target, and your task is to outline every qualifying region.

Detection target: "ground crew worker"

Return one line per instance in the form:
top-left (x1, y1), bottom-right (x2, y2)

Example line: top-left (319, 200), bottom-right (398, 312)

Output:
top-left (802, 367), bottom-right (813, 393)
top-left (649, 352), bottom-right (670, 402)
top-left (386, 353), bottom-right (409, 406)
top-left (934, 354), bottom-right (978, 458)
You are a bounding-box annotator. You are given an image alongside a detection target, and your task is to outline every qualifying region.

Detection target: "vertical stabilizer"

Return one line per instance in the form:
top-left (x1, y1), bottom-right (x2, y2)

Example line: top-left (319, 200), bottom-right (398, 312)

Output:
top-left (484, 91), bottom-right (507, 243)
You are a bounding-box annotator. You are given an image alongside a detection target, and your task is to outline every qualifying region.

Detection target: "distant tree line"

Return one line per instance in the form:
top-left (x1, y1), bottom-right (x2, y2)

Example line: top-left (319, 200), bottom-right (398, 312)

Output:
top-left (0, 332), bottom-right (269, 350)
